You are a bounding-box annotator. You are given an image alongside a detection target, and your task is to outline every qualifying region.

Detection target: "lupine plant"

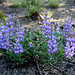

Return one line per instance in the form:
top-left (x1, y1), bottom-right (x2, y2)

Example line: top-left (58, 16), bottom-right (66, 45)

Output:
top-left (41, 10), bottom-right (65, 64)
top-left (0, 11), bottom-right (75, 65)
top-left (0, 14), bottom-right (49, 64)
top-left (0, 15), bottom-right (25, 64)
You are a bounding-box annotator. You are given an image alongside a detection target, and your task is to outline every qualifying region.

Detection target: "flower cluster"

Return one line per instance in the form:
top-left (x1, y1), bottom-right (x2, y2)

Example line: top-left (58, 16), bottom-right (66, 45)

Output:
top-left (15, 19), bottom-right (24, 42)
top-left (64, 42), bottom-right (75, 59)
top-left (13, 19), bottom-right (24, 54)
top-left (47, 35), bottom-right (58, 54)
top-left (63, 17), bottom-right (75, 59)
top-left (62, 17), bottom-right (72, 37)
top-left (42, 10), bottom-right (58, 54)
top-left (0, 15), bottom-right (24, 54)
top-left (13, 43), bottom-right (23, 54)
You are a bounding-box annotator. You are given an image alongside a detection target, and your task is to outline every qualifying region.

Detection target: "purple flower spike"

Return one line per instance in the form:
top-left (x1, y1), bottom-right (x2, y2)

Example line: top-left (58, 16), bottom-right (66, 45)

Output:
top-left (63, 17), bottom-right (75, 59)
top-left (42, 10), bottom-right (58, 54)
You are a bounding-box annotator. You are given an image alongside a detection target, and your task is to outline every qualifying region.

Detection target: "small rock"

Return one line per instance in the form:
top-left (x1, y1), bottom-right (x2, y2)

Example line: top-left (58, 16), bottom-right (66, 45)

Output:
top-left (22, 68), bottom-right (26, 72)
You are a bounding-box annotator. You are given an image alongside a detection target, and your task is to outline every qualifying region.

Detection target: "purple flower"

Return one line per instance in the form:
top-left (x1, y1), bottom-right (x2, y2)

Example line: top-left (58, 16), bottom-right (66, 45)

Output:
top-left (47, 22), bottom-right (51, 25)
top-left (42, 32), bottom-right (45, 36)
top-left (28, 43), bottom-right (32, 48)
top-left (48, 49), bottom-right (51, 54)
top-left (47, 39), bottom-right (51, 44)
top-left (71, 37), bottom-right (75, 42)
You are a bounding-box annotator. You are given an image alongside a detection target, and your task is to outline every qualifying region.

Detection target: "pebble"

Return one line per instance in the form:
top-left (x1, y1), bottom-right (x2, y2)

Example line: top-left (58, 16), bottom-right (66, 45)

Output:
top-left (22, 68), bottom-right (26, 72)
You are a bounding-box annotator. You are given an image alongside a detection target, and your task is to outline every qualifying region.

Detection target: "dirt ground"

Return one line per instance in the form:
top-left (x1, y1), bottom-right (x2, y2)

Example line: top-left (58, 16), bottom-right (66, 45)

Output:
top-left (0, 0), bottom-right (75, 75)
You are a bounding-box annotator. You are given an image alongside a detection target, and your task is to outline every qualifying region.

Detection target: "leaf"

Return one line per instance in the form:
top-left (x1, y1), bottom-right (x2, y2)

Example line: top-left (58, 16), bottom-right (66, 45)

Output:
top-left (34, 31), bottom-right (40, 35)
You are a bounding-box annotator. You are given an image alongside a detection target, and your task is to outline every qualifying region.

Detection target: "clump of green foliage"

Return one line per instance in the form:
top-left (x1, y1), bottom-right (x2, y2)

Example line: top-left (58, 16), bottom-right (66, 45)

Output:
top-left (8, 0), bottom-right (27, 7)
top-left (8, 0), bottom-right (42, 8)
top-left (1, 29), bottom-right (65, 65)
top-left (25, 0), bottom-right (45, 17)
top-left (0, 12), bottom-right (65, 65)
top-left (48, 0), bottom-right (65, 8)
top-left (25, 6), bottom-right (45, 17)
top-left (0, 11), bottom-right (74, 66)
